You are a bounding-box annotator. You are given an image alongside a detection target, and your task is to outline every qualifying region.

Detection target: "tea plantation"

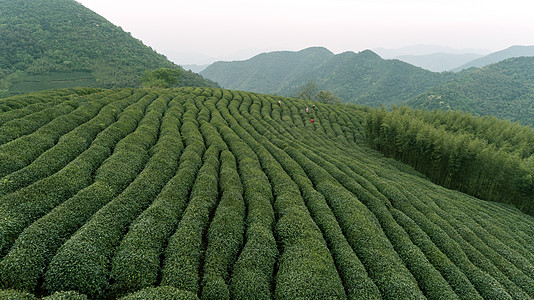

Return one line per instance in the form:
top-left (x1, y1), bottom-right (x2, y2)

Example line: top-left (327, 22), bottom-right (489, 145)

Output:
top-left (0, 87), bottom-right (533, 299)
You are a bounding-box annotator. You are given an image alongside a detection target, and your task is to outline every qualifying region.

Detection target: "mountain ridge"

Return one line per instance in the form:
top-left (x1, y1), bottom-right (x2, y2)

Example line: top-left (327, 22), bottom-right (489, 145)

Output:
top-left (201, 47), bottom-right (452, 105)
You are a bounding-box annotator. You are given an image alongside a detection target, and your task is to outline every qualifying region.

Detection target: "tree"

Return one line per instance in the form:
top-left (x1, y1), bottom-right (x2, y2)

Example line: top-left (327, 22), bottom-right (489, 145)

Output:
top-left (317, 90), bottom-right (341, 104)
top-left (297, 80), bottom-right (318, 100)
top-left (141, 68), bottom-right (181, 88)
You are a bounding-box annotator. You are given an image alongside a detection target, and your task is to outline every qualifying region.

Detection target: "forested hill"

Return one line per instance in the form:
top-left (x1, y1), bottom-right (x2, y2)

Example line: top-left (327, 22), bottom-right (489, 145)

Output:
top-left (407, 56), bottom-right (534, 126)
top-left (0, 0), bottom-right (217, 97)
top-left (0, 87), bottom-right (533, 299)
top-left (201, 47), bottom-right (453, 105)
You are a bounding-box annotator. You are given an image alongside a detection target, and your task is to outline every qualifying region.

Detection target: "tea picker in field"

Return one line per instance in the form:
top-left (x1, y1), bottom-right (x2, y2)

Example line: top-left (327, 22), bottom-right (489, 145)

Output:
top-left (278, 100), bottom-right (282, 107)
top-left (306, 107), bottom-right (309, 113)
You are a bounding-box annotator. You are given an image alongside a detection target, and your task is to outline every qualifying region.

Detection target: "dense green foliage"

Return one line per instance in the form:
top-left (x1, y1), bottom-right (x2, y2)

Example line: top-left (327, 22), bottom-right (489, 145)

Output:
top-left (141, 68), bottom-right (181, 88)
top-left (366, 106), bottom-right (534, 214)
top-left (295, 80), bottom-right (341, 104)
top-left (0, 88), bottom-right (533, 299)
top-left (316, 90), bottom-right (342, 104)
top-left (0, 0), bottom-right (217, 96)
top-left (407, 57), bottom-right (534, 127)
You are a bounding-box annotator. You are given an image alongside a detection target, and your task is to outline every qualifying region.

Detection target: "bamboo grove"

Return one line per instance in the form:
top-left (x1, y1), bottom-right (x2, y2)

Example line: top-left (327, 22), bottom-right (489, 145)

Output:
top-left (0, 88), bottom-right (533, 299)
top-left (366, 106), bottom-right (534, 215)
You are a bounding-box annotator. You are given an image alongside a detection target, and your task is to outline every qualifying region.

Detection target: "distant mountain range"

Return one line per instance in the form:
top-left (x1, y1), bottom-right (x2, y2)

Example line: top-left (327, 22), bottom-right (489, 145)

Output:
top-left (451, 45), bottom-right (534, 71)
top-left (201, 46), bottom-right (534, 126)
top-left (392, 53), bottom-right (484, 72)
top-left (373, 45), bottom-right (490, 58)
top-left (373, 45), bottom-right (534, 72)
top-left (201, 47), bottom-right (452, 106)
top-left (181, 64), bottom-right (210, 73)
top-left (0, 0), bottom-right (217, 97)
top-left (373, 45), bottom-right (489, 71)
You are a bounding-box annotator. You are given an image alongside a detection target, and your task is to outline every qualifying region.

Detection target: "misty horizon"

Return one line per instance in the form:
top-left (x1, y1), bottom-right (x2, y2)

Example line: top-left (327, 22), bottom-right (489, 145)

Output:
top-left (75, 0), bottom-right (534, 65)
top-left (171, 44), bottom-right (498, 66)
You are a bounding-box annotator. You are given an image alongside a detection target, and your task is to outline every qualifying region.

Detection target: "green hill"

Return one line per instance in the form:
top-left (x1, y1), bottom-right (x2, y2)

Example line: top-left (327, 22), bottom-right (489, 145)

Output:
top-left (201, 47), bottom-right (453, 106)
top-left (407, 56), bottom-right (534, 126)
top-left (0, 87), bottom-right (533, 299)
top-left (0, 0), bottom-right (217, 97)
top-left (200, 47), bottom-right (335, 94)
top-left (452, 45), bottom-right (534, 72)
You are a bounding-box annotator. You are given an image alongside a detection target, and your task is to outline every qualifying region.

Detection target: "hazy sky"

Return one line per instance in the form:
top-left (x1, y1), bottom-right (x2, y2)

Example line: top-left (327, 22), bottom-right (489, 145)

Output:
top-left (77, 0), bottom-right (534, 65)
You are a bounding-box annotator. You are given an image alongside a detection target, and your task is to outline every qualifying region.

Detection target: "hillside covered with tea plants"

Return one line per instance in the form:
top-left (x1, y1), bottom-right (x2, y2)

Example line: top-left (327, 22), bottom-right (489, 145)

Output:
top-left (0, 87), bottom-right (533, 299)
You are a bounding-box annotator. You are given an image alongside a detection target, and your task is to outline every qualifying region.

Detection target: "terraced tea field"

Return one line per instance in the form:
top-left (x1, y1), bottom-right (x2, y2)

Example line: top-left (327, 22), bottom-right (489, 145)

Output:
top-left (0, 87), bottom-right (533, 299)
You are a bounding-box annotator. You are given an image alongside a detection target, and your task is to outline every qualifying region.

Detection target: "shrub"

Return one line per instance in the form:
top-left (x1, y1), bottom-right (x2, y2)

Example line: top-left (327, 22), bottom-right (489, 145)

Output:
top-left (302, 148), bottom-right (458, 299)
top-left (211, 112), bottom-right (277, 299)
top-left (42, 290), bottom-right (88, 300)
top-left (0, 289), bottom-right (36, 299)
top-left (390, 184), bottom-right (512, 299)
top-left (219, 101), bottom-right (346, 298)
top-left (0, 102), bottom-right (57, 126)
top-left (119, 286), bottom-right (199, 300)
